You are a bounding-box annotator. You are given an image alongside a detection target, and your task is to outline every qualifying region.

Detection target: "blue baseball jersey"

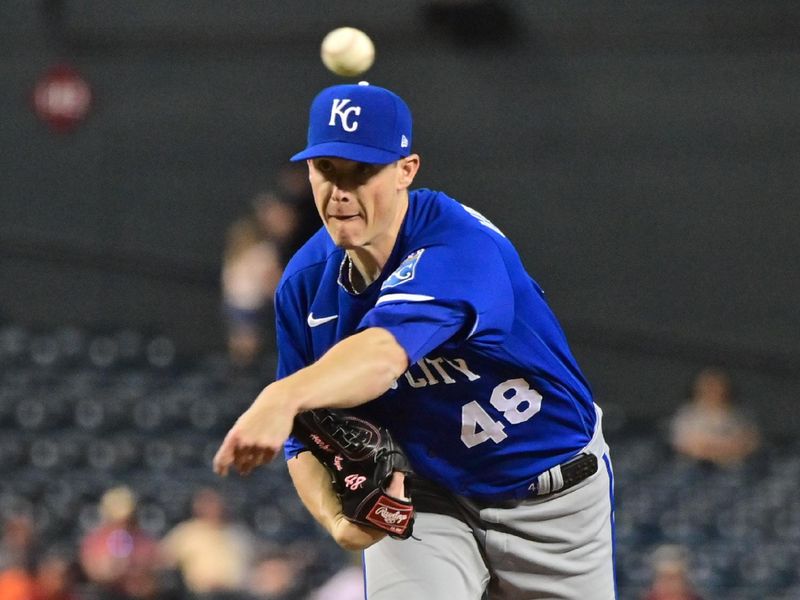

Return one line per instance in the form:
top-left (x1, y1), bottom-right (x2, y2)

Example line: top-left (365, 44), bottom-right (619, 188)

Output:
top-left (278, 189), bottom-right (596, 502)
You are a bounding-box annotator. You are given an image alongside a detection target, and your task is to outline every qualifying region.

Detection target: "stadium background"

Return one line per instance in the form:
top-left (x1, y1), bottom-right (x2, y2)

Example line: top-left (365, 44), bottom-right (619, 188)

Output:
top-left (1, 1), bottom-right (799, 599)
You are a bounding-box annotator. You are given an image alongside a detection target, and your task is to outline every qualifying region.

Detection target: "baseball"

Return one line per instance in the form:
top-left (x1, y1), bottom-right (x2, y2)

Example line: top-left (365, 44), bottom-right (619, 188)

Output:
top-left (320, 27), bottom-right (375, 77)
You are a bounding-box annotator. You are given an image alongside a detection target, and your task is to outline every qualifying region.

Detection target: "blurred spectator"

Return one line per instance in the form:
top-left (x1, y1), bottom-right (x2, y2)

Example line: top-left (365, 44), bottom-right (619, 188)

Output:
top-left (219, 162), bottom-right (323, 369)
top-left (0, 525), bottom-right (94, 600)
top-left (642, 544), bottom-right (704, 600)
top-left (307, 551), bottom-right (363, 600)
top-left (221, 211), bottom-right (283, 368)
top-left (251, 191), bottom-right (300, 267)
top-left (247, 543), bottom-right (309, 600)
top-left (222, 189), bottom-right (304, 369)
top-left (0, 567), bottom-right (34, 600)
top-left (274, 163), bottom-right (320, 257)
top-left (0, 513), bottom-right (39, 600)
top-left (79, 486), bottom-right (160, 600)
top-left (669, 368), bottom-right (761, 467)
top-left (159, 487), bottom-right (256, 598)
top-left (0, 513), bottom-right (39, 572)
top-left (29, 549), bottom-right (79, 600)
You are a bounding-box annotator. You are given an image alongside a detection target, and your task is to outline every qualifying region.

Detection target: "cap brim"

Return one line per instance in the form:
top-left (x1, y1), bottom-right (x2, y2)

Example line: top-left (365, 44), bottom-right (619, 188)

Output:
top-left (290, 142), bottom-right (404, 165)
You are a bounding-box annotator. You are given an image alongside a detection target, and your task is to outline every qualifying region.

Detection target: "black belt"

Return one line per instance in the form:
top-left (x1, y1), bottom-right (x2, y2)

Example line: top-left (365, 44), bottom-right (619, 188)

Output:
top-left (409, 453), bottom-right (601, 515)
top-left (530, 453), bottom-right (599, 497)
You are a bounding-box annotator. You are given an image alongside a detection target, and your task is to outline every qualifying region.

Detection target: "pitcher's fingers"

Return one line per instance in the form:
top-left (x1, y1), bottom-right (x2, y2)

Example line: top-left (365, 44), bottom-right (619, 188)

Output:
top-left (235, 446), bottom-right (278, 475)
top-left (213, 454), bottom-right (229, 476)
top-left (233, 445), bottom-right (260, 474)
top-left (213, 436), bottom-right (237, 476)
top-left (387, 471), bottom-right (409, 501)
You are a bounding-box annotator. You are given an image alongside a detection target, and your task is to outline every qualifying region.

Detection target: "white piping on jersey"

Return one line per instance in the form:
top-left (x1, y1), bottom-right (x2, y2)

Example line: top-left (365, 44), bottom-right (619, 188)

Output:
top-left (584, 404), bottom-right (609, 459)
top-left (529, 404), bottom-right (607, 496)
top-left (375, 293), bottom-right (434, 306)
top-left (467, 316), bottom-right (480, 339)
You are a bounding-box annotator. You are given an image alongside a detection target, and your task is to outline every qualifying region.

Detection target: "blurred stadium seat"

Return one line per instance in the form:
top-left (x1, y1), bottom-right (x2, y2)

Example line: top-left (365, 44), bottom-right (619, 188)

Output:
top-left (1, 320), bottom-right (797, 599)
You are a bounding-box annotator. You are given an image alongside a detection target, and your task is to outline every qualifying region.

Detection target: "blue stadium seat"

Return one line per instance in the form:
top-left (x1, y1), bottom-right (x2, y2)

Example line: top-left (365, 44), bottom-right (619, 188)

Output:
top-left (5, 320), bottom-right (799, 599)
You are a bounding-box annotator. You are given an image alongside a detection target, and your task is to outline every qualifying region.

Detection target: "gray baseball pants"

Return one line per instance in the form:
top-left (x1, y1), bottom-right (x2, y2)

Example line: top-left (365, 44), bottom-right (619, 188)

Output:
top-left (363, 440), bottom-right (615, 599)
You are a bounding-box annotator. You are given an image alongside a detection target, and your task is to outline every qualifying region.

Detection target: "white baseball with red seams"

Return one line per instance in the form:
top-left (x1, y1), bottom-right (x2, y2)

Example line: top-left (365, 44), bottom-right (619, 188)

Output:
top-left (320, 27), bottom-right (375, 77)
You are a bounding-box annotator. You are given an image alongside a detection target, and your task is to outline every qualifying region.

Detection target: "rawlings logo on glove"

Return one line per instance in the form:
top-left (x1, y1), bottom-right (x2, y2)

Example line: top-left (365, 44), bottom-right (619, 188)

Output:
top-left (370, 499), bottom-right (413, 529)
top-left (292, 409), bottom-right (415, 539)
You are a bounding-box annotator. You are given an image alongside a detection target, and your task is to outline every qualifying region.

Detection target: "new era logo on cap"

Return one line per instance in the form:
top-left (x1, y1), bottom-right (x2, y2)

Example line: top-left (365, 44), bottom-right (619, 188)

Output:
top-left (291, 82), bottom-right (413, 165)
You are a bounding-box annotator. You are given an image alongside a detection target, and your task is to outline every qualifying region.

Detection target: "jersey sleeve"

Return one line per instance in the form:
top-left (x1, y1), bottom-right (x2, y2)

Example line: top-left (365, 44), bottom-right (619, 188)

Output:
top-left (359, 237), bottom-right (514, 364)
top-left (275, 285), bottom-right (308, 381)
top-left (274, 282), bottom-right (311, 460)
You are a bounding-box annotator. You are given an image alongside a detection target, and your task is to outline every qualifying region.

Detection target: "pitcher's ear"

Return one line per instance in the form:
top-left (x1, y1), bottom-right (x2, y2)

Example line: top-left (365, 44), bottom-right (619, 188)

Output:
top-left (397, 154), bottom-right (420, 189)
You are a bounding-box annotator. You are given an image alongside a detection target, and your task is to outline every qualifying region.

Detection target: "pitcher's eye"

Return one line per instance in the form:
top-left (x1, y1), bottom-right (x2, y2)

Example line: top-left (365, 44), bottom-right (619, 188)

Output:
top-left (315, 159), bottom-right (334, 174)
top-left (355, 162), bottom-right (377, 177)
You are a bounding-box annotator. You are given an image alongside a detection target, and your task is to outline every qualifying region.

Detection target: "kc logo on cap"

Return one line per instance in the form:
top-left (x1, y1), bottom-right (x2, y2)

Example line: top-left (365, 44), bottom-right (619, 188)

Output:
top-left (291, 82), bottom-right (413, 165)
top-left (329, 98), bottom-right (361, 132)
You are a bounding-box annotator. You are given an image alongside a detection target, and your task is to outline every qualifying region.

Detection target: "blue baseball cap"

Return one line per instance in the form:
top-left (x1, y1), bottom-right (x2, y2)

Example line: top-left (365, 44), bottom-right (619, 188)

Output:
top-left (291, 82), bottom-right (412, 164)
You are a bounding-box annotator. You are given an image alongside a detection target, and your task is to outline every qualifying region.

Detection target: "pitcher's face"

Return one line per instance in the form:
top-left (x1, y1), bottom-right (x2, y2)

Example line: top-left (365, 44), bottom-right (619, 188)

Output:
top-left (308, 156), bottom-right (418, 250)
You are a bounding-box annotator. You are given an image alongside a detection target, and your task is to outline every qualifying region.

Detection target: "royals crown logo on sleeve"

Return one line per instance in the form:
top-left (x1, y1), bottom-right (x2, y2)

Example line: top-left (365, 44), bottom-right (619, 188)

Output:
top-left (381, 248), bottom-right (425, 290)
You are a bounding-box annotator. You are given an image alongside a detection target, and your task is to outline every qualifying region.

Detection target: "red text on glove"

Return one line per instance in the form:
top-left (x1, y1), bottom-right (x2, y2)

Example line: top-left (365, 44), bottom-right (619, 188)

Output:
top-left (310, 434), bottom-right (334, 453)
top-left (344, 474), bottom-right (367, 490)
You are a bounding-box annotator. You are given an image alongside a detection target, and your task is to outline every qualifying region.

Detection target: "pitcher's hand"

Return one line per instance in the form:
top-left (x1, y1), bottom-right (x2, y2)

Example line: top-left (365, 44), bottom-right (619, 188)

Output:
top-left (213, 386), bottom-right (296, 476)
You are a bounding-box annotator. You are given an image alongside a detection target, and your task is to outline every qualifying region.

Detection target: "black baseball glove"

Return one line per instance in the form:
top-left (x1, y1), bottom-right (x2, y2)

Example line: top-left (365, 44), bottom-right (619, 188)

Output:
top-left (291, 409), bottom-right (415, 539)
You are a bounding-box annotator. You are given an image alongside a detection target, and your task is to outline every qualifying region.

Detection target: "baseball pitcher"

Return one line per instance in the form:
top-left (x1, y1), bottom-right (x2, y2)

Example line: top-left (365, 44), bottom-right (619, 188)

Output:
top-left (214, 82), bottom-right (616, 599)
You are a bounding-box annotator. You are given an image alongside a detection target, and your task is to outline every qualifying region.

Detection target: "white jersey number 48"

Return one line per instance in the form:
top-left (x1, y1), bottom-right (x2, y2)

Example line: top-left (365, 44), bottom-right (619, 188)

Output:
top-left (460, 378), bottom-right (543, 448)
